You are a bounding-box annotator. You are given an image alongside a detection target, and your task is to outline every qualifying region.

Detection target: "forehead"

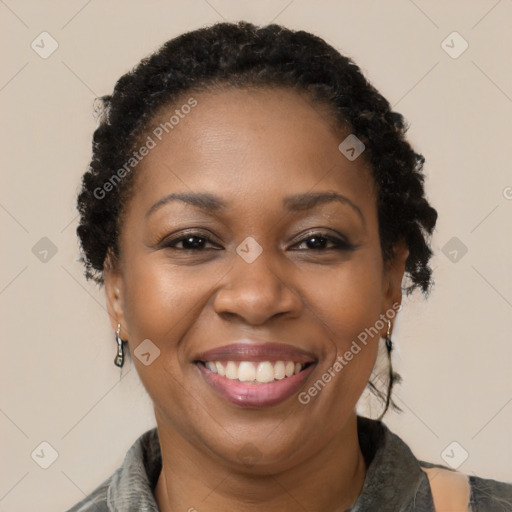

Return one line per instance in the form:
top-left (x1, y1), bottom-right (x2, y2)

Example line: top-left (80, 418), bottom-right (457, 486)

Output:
top-left (129, 87), bottom-right (376, 213)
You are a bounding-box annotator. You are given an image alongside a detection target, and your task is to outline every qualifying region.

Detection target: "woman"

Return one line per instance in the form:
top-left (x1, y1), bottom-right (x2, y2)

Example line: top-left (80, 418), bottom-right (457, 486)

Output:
top-left (68, 21), bottom-right (512, 512)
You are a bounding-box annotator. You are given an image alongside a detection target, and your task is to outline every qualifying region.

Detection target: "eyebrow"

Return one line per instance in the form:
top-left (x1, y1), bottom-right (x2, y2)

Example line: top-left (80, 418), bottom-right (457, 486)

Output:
top-left (145, 193), bottom-right (227, 219)
top-left (283, 192), bottom-right (365, 225)
top-left (145, 191), bottom-right (365, 225)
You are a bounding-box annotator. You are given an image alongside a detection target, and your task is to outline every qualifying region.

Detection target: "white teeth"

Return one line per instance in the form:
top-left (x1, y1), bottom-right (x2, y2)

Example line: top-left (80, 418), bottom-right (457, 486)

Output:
top-left (203, 360), bottom-right (306, 383)
top-left (225, 361), bottom-right (238, 379)
top-left (215, 361), bottom-right (225, 376)
top-left (205, 362), bottom-right (216, 372)
top-left (238, 361), bottom-right (256, 382)
top-left (256, 361), bottom-right (275, 383)
top-left (274, 361), bottom-right (286, 380)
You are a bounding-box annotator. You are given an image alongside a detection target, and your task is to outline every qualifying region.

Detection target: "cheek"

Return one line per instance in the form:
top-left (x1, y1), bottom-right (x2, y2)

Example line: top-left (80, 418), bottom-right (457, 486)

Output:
top-left (122, 251), bottom-right (229, 341)
top-left (119, 259), bottom-right (214, 425)
top-left (120, 251), bottom-right (232, 403)
top-left (296, 248), bottom-right (383, 402)
top-left (303, 247), bottom-right (384, 347)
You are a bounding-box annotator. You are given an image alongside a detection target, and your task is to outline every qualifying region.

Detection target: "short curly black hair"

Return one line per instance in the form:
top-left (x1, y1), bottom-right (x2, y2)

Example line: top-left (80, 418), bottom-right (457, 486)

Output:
top-left (76, 21), bottom-right (438, 418)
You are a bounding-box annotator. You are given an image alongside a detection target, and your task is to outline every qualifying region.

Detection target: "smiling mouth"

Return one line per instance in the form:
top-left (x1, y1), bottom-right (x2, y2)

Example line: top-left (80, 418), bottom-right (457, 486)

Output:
top-left (195, 359), bottom-right (316, 407)
top-left (193, 341), bottom-right (317, 407)
top-left (198, 360), bottom-right (315, 384)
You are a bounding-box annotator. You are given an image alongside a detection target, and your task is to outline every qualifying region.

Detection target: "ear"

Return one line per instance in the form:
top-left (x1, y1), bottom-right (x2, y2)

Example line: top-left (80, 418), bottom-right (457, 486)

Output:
top-left (104, 250), bottom-right (128, 339)
top-left (381, 240), bottom-right (409, 326)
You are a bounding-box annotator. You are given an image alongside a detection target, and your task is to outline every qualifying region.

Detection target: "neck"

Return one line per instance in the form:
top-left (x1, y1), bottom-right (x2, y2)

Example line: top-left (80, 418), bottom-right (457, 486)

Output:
top-left (155, 412), bottom-right (367, 512)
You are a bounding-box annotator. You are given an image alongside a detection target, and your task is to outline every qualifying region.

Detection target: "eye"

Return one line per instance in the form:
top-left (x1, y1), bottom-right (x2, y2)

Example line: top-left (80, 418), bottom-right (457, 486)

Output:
top-left (292, 232), bottom-right (355, 251)
top-left (162, 232), bottom-right (221, 251)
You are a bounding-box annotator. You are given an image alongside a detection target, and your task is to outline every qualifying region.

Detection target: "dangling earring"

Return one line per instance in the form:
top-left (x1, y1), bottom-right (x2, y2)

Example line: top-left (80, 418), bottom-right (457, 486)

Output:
top-left (385, 319), bottom-right (393, 353)
top-left (379, 319), bottom-right (402, 420)
top-left (114, 323), bottom-right (126, 368)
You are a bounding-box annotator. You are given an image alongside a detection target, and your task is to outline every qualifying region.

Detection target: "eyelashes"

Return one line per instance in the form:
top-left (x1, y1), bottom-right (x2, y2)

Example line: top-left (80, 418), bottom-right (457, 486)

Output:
top-left (161, 230), bottom-right (357, 252)
top-left (163, 233), bottom-right (219, 251)
top-left (291, 232), bottom-right (356, 251)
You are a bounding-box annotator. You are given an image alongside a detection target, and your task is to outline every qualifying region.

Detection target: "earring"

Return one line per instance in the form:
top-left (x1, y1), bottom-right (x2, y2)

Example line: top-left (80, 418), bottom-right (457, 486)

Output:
top-left (375, 319), bottom-right (403, 421)
top-left (381, 319), bottom-right (394, 417)
top-left (385, 319), bottom-right (393, 353)
top-left (114, 323), bottom-right (126, 368)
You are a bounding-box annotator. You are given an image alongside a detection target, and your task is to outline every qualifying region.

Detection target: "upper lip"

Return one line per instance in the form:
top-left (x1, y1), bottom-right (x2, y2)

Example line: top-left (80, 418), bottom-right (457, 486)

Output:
top-left (194, 341), bottom-right (317, 364)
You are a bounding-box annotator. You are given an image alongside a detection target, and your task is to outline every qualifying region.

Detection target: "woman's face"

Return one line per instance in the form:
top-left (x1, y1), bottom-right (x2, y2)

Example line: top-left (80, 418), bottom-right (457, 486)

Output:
top-left (105, 87), bottom-right (407, 470)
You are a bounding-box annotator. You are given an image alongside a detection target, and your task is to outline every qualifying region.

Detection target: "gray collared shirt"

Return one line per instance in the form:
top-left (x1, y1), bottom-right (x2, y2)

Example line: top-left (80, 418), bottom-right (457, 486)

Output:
top-left (65, 416), bottom-right (512, 511)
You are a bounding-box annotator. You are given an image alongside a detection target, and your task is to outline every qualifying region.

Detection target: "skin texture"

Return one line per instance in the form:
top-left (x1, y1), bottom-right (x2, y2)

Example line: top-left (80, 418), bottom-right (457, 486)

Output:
top-left (104, 87), bottom-right (409, 511)
top-left (421, 468), bottom-right (471, 511)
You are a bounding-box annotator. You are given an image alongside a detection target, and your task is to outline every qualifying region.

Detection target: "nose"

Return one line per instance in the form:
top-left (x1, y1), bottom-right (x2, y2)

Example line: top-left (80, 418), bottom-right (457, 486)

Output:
top-left (213, 249), bottom-right (303, 326)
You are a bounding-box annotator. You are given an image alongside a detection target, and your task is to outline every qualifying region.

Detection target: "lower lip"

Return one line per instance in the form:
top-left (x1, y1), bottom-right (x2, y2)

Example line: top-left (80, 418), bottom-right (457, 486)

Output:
top-left (197, 363), bottom-right (315, 408)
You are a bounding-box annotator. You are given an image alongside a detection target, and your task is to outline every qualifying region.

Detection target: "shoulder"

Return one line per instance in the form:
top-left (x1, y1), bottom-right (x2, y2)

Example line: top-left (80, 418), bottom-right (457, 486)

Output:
top-left (420, 461), bottom-right (512, 512)
top-left (63, 428), bottom-right (161, 512)
top-left (468, 473), bottom-right (512, 512)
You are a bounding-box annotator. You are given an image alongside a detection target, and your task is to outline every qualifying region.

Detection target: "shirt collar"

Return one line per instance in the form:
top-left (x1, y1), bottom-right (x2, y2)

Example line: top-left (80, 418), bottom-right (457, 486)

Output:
top-left (107, 428), bottom-right (161, 512)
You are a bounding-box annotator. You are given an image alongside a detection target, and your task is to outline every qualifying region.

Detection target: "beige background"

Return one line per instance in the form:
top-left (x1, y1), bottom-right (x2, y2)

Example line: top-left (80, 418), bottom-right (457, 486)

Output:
top-left (1, 1), bottom-right (511, 511)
